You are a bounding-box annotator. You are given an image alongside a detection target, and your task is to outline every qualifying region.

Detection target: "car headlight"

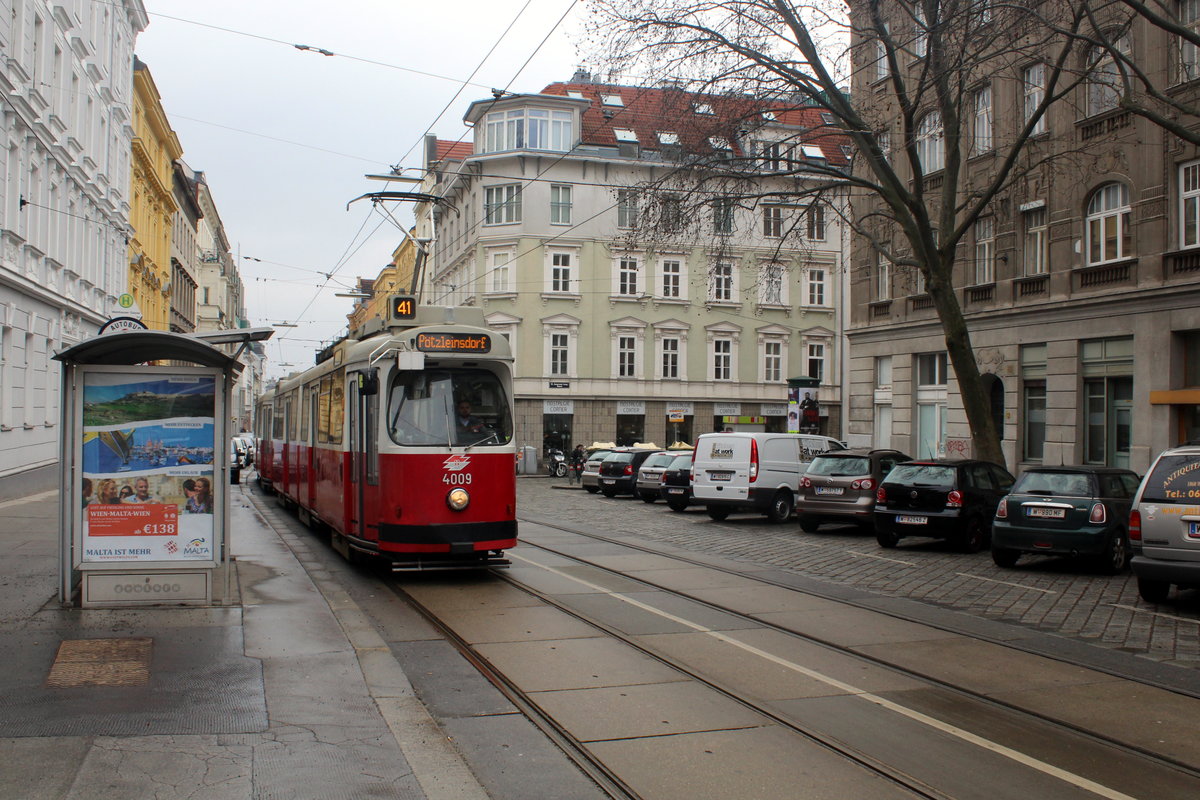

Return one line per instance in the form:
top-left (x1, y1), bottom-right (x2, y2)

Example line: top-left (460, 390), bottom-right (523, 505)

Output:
top-left (446, 488), bottom-right (470, 511)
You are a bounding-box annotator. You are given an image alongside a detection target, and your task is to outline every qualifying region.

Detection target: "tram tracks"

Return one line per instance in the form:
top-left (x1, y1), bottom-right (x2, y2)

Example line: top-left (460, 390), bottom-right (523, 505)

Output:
top-left (393, 521), bottom-right (1200, 800)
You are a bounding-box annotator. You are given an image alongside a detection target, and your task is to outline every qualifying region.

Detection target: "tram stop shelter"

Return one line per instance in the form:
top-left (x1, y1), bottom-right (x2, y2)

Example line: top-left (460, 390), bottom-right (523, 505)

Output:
top-left (54, 328), bottom-right (270, 608)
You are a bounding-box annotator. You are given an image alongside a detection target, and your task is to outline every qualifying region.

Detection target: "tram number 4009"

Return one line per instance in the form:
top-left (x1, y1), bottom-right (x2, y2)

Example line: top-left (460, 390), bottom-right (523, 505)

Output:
top-left (443, 473), bottom-right (473, 485)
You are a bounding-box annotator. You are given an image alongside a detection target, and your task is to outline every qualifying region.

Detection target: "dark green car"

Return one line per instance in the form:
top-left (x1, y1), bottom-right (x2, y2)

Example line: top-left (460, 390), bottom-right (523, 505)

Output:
top-left (991, 466), bottom-right (1141, 573)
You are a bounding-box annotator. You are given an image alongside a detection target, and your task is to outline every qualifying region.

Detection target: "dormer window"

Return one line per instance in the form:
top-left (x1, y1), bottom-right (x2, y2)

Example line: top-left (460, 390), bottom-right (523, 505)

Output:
top-left (761, 110), bottom-right (776, 121)
top-left (614, 129), bottom-right (638, 142)
top-left (483, 107), bottom-right (574, 153)
top-left (615, 128), bottom-right (640, 158)
top-left (709, 137), bottom-right (733, 159)
top-left (601, 93), bottom-right (624, 106)
top-left (820, 112), bottom-right (836, 125)
top-left (801, 145), bottom-right (826, 160)
top-left (658, 132), bottom-right (682, 159)
top-left (566, 91), bottom-right (586, 99)
top-left (658, 132), bottom-right (680, 145)
top-left (693, 102), bottom-right (714, 115)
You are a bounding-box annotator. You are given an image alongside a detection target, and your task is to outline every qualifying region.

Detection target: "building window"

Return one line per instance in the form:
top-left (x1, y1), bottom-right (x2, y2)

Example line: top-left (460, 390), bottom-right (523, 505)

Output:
top-left (758, 140), bottom-right (788, 171)
top-left (550, 334), bottom-right (568, 375)
top-left (661, 194), bottom-right (682, 232)
top-left (617, 257), bottom-right (639, 296)
top-left (1023, 63), bottom-right (1047, 135)
top-left (877, 129), bottom-right (891, 163)
top-left (550, 252), bottom-right (573, 292)
top-left (759, 263), bottom-right (785, 305)
top-left (1023, 382), bottom-right (1046, 461)
top-left (713, 339), bottom-right (732, 380)
top-left (973, 85), bottom-right (993, 153)
top-left (1180, 0), bottom-right (1200, 82)
top-left (974, 217), bottom-right (995, 284)
top-left (806, 203), bottom-right (826, 240)
top-left (710, 262), bottom-right (734, 302)
top-left (876, 355), bottom-right (892, 388)
top-left (661, 337), bottom-right (679, 379)
top-left (1022, 207), bottom-right (1048, 275)
top-left (660, 258), bottom-right (682, 298)
top-left (918, 352), bottom-right (949, 385)
top-left (807, 342), bottom-right (825, 383)
top-left (763, 205), bottom-right (784, 237)
top-left (915, 113), bottom-right (944, 173)
top-left (1087, 36), bottom-right (1130, 117)
top-left (875, 254), bottom-right (891, 301)
top-left (713, 197), bottom-right (734, 234)
top-left (484, 184), bottom-right (522, 224)
top-left (1086, 182), bottom-right (1131, 265)
top-left (617, 189), bottom-right (638, 229)
top-left (489, 251), bottom-right (513, 293)
top-left (618, 335), bottom-right (637, 377)
top-left (1182, 161), bottom-right (1200, 248)
top-left (550, 184), bottom-right (572, 224)
top-left (873, 31), bottom-right (890, 82)
top-left (764, 340), bottom-right (783, 382)
top-left (914, 5), bottom-right (928, 57)
top-left (483, 108), bottom-right (573, 153)
top-left (806, 267), bottom-right (826, 306)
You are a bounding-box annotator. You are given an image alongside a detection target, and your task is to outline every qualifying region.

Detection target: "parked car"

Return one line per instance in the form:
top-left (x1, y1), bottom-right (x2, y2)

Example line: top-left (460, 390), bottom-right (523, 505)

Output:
top-left (797, 449), bottom-right (911, 532)
top-left (230, 438), bottom-right (247, 484)
top-left (581, 448), bottom-right (614, 494)
top-left (234, 434), bottom-right (255, 465)
top-left (598, 448), bottom-right (661, 497)
top-left (1130, 443), bottom-right (1200, 602)
top-left (874, 459), bottom-right (1015, 552)
top-left (659, 452), bottom-right (694, 511)
top-left (691, 432), bottom-right (845, 522)
top-left (635, 451), bottom-right (676, 502)
top-left (991, 466), bottom-right (1141, 573)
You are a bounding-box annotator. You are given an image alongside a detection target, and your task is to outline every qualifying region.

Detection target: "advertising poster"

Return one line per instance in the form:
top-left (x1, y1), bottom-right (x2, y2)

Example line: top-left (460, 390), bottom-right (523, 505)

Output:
top-left (80, 373), bottom-right (217, 563)
top-left (787, 387), bottom-right (800, 434)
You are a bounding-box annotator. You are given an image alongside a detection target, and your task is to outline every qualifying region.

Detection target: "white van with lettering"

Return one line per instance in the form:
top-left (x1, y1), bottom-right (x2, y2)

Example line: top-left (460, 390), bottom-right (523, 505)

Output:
top-left (692, 432), bottom-right (845, 522)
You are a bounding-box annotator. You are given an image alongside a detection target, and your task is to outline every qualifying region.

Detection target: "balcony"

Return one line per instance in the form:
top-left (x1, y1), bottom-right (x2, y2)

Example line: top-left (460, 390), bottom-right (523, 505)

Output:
top-left (964, 284), bottom-right (994, 305)
top-left (1077, 110), bottom-right (1132, 141)
top-left (1014, 274), bottom-right (1049, 299)
top-left (1074, 259), bottom-right (1134, 291)
top-left (909, 294), bottom-right (934, 311)
top-left (868, 300), bottom-right (891, 319)
top-left (1164, 249), bottom-right (1200, 277)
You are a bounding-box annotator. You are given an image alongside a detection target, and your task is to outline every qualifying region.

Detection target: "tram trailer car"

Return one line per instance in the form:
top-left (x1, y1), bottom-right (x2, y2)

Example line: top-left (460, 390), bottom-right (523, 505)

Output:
top-left (255, 306), bottom-right (517, 570)
top-left (254, 386), bottom-right (282, 493)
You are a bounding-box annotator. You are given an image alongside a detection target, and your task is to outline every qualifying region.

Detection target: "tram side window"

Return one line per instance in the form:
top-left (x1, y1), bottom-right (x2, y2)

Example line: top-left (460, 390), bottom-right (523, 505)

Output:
top-left (329, 370), bottom-right (345, 446)
top-left (271, 404), bottom-right (284, 440)
top-left (300, 389), bottom-right (310, 441)
top-left (285, 393), bottom-right (298, 441)
top-left (387, 368), bottom-right (513, 447)
top-left (318, 376), bottom-right (333, 444)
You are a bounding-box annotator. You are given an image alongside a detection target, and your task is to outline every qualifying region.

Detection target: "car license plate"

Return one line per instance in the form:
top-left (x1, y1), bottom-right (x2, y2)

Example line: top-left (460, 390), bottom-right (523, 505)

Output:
top-left (815, 486), bottom-right (844, 496)
top-left (895, 515), bottom-right (927, 525)
top-left (602, 479), bottom-right (615, 485)
top-left (667, 488), bottom-right (685, 495)
top-left (709, 471), bottom-right (733, 481)
top-left (1027, 507), bottom-right (1065, 519)
top-left (1188, 522), bottom-right (1200, 537)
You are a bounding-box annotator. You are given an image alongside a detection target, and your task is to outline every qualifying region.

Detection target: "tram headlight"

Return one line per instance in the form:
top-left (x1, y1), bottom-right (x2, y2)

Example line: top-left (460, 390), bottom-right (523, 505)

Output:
top-left (446, 487), bottom-right (470, 511)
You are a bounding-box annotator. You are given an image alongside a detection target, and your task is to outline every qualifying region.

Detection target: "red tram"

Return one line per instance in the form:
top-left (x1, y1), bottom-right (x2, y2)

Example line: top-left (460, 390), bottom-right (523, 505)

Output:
top-left (254, 306), bottom-right (517, 569)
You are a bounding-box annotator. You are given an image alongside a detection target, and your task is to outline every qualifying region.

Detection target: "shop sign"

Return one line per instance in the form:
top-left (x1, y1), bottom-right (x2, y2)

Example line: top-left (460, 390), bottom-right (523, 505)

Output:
top-left (714, 403), bottom-right (741, 416)
top-left (548, 381), bottom-right (570, 389)
top-left (721, 416), bottom-right (765, 424)
top-left (544, 400), bottom-right (574, 414)
top-left (617, 400), bottom-right (646, 415)
top-left (665, 402), bottom-right (694, 417)
top-left (761, 404), bottom-right (788, 416)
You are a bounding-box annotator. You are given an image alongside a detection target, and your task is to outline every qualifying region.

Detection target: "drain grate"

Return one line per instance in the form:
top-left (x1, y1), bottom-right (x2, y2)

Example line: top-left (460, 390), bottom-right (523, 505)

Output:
top-left (45, 637), bottom-right (152, 688)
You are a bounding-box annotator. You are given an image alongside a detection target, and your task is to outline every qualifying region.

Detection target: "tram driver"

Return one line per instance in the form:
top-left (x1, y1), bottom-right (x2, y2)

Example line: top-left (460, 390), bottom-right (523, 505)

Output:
top-left (454, 399), bottom-right (488, 443)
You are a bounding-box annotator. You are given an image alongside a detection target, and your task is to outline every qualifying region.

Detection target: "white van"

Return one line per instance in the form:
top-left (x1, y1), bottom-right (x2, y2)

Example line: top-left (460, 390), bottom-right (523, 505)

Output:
top-left (692, 432), bottom-right (845, 522)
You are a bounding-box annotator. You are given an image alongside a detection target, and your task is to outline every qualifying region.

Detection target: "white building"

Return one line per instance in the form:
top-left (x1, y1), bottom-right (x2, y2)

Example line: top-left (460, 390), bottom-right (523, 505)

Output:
top-left (0, 0), bottom-right (147, 493)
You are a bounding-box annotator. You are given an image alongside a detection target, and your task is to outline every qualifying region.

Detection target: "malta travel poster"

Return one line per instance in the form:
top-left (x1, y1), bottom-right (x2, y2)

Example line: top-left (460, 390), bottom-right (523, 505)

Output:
top-left (80, 373), bottom-right (217, 563)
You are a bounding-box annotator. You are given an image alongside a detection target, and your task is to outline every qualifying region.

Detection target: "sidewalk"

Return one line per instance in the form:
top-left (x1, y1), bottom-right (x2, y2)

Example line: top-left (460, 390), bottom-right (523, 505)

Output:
top-left (0, 480), bottom-right (488, 800)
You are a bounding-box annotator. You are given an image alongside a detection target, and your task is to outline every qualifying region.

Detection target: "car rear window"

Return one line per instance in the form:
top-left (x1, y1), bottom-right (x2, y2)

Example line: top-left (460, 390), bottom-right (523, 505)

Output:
top-left (1140, 455), bottom-right (1200, 503)
top-left (1013, 471), bottom-right (1093, 496)
top-left (806, 455), bottom-right (870, 476)
top-left (643, 453), bottom-right (673, 469)
top-left (886, 464), bottom-right (954, 487)
top-left (669, 454), bottom-right (692, 468)
top-left (607, 452), bottom-right (634, 464)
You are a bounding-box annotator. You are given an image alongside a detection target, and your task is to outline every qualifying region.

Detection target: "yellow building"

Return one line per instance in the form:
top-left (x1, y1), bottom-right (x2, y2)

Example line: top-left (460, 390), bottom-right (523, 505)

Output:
top-left (128, 58), bottom-right (183, 331)
top-left (347, 233), bottom-right (420, 334)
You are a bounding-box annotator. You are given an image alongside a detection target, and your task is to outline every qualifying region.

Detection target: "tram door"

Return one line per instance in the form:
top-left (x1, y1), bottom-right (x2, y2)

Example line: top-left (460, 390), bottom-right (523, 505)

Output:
top-left (348, 370), bottom-right (379, 541)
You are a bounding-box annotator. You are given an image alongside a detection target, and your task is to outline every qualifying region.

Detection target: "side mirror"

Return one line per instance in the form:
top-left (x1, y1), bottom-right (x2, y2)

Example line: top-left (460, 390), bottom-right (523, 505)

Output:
top-left (358, 368), bottom-right (379, 396)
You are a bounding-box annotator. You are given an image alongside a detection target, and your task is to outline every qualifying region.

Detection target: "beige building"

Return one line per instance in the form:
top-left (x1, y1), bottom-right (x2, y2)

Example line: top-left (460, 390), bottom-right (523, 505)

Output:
top-left (846, 4), bottom-right (1200, 474)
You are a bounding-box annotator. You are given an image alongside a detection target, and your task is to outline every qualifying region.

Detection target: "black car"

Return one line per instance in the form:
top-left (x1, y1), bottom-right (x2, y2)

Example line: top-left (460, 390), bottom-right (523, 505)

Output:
top-left (598, 448), bottom-right (660, 497)
top-left (658, 452), bottom-right (694, 511)
top-left (798, 449), bottom-right (911, 532)
top-left (992, 466), bottom-right (1141, 573)
top-left (874, 459), bottom-right (1015, 552)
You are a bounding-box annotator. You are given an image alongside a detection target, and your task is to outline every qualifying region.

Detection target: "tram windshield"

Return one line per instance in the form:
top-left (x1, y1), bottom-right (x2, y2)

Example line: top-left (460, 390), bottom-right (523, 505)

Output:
top-left (387, 368), bottom-right (513, 447)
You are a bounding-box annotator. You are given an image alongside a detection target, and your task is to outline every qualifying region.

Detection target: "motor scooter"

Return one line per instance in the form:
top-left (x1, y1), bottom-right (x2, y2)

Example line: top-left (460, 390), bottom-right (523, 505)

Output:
top-left (546, 448), bottom-right (568, 477)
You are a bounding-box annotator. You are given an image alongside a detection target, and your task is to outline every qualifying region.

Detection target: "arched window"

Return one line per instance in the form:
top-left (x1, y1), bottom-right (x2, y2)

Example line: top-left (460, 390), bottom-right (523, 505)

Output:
top-left (1086, 183), bottom-right (1131, 264)
top-left (915, 113), bottom-right (944, 173)
top-left (1087, 35), bottom-right (1130, 117)
top-left (1179, 0), bottom-right (1200, 83)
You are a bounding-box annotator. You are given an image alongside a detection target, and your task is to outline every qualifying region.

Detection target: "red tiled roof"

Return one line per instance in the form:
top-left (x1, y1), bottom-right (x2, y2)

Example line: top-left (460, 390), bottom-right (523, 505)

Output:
top-left (435, 139), bottom-right (473, 161)
top-left (541, 82), bottom-right (850, 166)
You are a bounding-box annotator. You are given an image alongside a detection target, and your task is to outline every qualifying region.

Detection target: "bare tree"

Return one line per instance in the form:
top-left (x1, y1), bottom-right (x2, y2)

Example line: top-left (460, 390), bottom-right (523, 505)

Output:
top-left (587, 0), bottom-right (1101, 468)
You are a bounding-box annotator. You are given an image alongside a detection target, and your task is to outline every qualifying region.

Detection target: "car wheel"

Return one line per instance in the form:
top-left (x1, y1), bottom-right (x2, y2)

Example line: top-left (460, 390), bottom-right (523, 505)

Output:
top-left (667, 501), bottom-right (688, 512)
top-left (991, 547), bottom-right (1020, 568)
top-left (766, 491), bottom-right (794, 523)
top-left (958, 517), bottom-right (986, 553)
top-left (1137, 577), bottom-right (1171, 604)
top-left (601, 487), bottom-right (617, 498)
top-left (876, 528), bottom-right (900, 548)
top-left (1097, 532), bottom-right (1130, 575)
top-left (798, 515), bottom-right (820, 533)
top-left (707, 506), bottom-right (730, 521)
top-left (640, 492), bottom-right (657, 503)
top-left (554, 463), bottom-right (568, 477)
top-left (585, 485), bottom-right (598, 494)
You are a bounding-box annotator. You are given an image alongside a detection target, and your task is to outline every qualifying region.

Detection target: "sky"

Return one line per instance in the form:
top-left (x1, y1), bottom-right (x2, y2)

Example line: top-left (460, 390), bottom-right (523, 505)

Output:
top-left (135, 0), bottom-right (590, 380)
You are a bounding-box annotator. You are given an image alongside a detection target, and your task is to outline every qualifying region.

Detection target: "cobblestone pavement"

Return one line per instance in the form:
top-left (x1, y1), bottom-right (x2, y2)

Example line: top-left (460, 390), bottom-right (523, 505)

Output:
top-left (518, 479), bottom-right (1200, 669)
